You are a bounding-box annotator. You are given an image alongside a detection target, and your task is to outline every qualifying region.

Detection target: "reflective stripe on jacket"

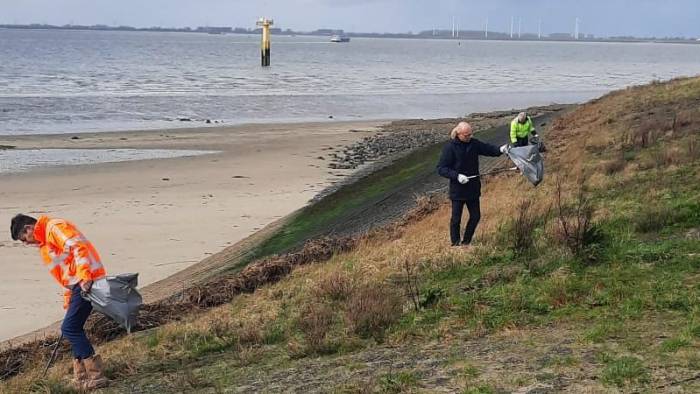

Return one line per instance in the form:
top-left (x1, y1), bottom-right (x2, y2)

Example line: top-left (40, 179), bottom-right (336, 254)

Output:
top-left (33, 216), bottom-right (106, 309)
top-left (510, 116), bottom-right (535, 143)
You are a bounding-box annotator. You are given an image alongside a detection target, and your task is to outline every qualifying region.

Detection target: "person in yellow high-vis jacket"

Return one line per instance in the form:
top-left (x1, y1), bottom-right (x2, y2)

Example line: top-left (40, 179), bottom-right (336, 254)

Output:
top-left (510, 112), bottom-right (539, 147)
top-left (11, 214), bottom-right (109, 390)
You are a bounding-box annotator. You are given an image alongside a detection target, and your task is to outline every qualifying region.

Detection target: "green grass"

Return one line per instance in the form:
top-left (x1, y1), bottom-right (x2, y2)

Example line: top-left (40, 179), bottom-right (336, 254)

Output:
top-left (14, 83), bottom-right (698, 393)
top-left (600, 354), bottom-right (650, 387)
top-left (379, 370), bottom-right (420, 393)
top-left (583, 321), bottom-right (624, 343)
top-left (462, 385), bottom-right (497, 394)
top-left (251, 143), bottom-right (444, 259)
top-left (386, 155), bottom-right (700, 346)
top-left (660, 337), bottom-right (691, 353)
top-left (131, 80), bottom-right (700, 391)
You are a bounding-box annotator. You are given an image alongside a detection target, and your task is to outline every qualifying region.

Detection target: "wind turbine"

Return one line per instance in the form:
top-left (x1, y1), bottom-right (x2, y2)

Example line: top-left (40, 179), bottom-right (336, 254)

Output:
top-left (510, 16), bottom-right (514, 38)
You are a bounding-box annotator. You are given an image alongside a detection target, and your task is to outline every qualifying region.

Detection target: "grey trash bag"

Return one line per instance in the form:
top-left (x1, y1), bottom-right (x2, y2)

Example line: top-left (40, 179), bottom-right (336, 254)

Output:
top-left (506, 144), bottom-right (544, 186)
top-left (82, 273), bottom-right (142, 333)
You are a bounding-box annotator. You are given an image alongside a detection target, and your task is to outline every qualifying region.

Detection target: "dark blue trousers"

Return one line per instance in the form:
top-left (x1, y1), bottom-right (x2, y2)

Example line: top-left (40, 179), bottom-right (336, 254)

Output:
top-left (450, 198), bottom-right (481, 246)
top-left (61, 286), bottom-right (95, 359)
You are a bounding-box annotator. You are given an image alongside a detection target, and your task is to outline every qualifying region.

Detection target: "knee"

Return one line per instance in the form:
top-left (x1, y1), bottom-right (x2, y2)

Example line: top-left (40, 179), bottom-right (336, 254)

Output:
top-left (61, 320), bottom-right (79, 337)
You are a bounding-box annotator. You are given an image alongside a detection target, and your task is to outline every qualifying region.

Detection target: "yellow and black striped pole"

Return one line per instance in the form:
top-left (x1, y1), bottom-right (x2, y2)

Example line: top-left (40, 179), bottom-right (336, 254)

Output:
top-left (256, 18), bottom-right (274, 67)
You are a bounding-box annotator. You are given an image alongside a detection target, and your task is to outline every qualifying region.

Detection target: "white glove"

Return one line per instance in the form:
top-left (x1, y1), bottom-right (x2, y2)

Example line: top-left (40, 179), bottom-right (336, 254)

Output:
top-left (457, 174), bottom-right (469, 184)
top-left (500, 144), bottom-right (509, 153)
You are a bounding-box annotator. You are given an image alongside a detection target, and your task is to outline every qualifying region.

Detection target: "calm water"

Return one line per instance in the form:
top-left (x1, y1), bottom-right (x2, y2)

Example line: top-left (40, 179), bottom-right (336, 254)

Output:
top-left (2, 29), bottom-right (700, 135)
top-left (0, 148), bottom-right (216, 174)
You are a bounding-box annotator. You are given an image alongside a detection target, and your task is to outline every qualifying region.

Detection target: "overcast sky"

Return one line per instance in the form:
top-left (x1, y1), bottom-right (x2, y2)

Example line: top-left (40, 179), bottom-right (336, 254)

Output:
top-left (1, 0), bottom-right (698, 38)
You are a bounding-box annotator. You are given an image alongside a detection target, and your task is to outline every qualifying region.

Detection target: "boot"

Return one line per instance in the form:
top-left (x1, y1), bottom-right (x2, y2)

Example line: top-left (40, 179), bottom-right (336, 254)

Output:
top-left (82, 355), bottom-right (109, 390)
top-left (71, 358), bottom-right (87, 388)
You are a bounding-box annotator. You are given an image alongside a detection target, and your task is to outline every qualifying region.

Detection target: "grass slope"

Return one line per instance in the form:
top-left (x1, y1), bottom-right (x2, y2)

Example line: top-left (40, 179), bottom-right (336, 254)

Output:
top-left (3, 77), bottom-right (699, 393)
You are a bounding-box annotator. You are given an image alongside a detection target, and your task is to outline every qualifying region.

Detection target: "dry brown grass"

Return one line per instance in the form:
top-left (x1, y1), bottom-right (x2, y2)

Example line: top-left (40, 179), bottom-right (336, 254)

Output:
top-left (312, 269), bottom-right (355, 301)
top-left (345, 283), bottom-right (403, 340)
top-left (4, 76), bottom-right (700, 391)
top-left (600, 154), bottom-right (627, 175)
top-left (510, 200), bottom-right (542, 255)
top-left (297, 302), bottom-right (336, 352)
top-left (688, 137), bottom-right (700, 162)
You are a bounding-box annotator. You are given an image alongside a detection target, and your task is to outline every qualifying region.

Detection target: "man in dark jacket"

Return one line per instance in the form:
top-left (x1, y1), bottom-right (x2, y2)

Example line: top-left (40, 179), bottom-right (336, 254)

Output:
top-left (437, 122), bottom-right (507, 246)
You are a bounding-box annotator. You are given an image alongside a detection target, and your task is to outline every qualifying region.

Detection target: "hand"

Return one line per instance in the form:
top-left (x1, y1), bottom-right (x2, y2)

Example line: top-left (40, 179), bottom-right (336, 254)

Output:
top-left (80, 280), bottom-right (93, 293)
top-left (532, 131), bottom-right (539, 138)
top-left (499, 144), bottom-right (509, 154)
top-left (457, 174), bottom-right (469, 184)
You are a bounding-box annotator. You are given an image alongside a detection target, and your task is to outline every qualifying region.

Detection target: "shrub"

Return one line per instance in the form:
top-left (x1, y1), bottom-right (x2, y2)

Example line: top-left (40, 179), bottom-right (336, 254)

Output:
top-left (399, 256), bottom-right (422, 312)
top-left (345, 283), bottom-right (403, 340)
top-left (672, 109), bottom-right (696, 131)
top-left (554, 178), bottom-right (603, 262)
top-left (623, 114), bottom-right (669, 150)
top-left (509, 200), bottom-right (542, 256)
top-left (649, 145), bottom-right (681, 168)
top-left (601, 154), bottom-right (626, 175)
top-left (313, 270), bottom-right (354, 301)
top-left (634, 203), bottom-right (674, 233)
top-left (298, 302), bottom-right (336, 353)
top-left (419, 286), bottom-right (446, 309)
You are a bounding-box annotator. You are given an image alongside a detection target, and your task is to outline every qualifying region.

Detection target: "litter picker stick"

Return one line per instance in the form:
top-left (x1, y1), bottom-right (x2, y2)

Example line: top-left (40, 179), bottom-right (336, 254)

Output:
top-left (467, 166), bottom-right (518, 179)
top-left (42, 334), bottom-right (63, 378)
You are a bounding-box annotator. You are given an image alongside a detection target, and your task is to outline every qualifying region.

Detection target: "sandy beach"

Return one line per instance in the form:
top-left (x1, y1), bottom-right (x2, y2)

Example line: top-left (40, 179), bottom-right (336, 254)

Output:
top-left (0, 120), bottom-right (383, 343)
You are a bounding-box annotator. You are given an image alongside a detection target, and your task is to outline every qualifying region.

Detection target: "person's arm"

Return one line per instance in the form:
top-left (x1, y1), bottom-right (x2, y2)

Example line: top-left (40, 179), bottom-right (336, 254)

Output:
top-left (67, 238), bottom-right (94, 290)
top-left (437, 144), bottom-right (458, 180)
top-left (40, 245), bottom-right (66, 287)
top-left (529, 117), bottom-right (538, 137)
top-left (510, 121), bottom-right (518, 144)
top-left (477, 139), bottom-right (504, 157)
top-left (52, 224), bottom-right (94, 287)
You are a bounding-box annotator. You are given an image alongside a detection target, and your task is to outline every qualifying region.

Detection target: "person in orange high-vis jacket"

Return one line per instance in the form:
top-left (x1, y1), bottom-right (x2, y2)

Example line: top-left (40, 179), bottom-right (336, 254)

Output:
top-left (11, 214), bottom-right (109, 390)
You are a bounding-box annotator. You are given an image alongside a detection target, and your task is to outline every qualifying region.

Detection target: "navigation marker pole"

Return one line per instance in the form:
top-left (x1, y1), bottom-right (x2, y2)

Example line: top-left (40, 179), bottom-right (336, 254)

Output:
top-left (257, 17), bottom-right (274, 66)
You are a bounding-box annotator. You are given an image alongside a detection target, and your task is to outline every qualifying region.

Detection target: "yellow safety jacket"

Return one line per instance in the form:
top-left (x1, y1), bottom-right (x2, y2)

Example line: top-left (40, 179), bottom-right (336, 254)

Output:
top-left (510, 116), bottom-right (535, 143)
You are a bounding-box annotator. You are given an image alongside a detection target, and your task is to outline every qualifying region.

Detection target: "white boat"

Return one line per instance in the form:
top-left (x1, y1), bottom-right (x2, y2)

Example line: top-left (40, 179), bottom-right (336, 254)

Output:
top-left (330, 34), bottom-right (350, 43)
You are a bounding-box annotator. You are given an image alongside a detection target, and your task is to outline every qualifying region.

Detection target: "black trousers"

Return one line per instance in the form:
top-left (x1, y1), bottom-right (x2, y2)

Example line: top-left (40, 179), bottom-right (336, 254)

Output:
top-left (450, 199), bottom-right (481, 245)
top-left (514, 136), bottom-right (529, 147)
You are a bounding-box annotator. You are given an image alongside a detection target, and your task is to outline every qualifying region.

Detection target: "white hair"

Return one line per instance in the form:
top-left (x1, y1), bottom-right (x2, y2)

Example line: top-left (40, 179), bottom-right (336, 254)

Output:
top-left (450, 121), bottom-right (472, 140)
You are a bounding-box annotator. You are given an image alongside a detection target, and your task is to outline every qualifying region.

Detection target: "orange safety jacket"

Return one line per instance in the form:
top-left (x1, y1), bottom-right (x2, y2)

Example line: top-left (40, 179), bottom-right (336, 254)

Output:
top-left (33, 216), bottom-right (106, 309)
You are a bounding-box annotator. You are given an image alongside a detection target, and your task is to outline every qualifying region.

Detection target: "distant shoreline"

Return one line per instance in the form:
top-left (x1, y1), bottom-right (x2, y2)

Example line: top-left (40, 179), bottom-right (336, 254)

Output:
top-left (1, 25), bottom-right (698, 45)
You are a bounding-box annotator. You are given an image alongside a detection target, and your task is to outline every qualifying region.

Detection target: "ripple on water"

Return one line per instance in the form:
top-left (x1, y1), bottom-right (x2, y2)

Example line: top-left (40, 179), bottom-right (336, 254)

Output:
top-left (0, 148), bottom-right (217, 174)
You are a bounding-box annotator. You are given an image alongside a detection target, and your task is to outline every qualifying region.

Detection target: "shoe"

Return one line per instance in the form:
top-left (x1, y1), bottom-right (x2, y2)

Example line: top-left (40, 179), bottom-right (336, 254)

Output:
top-left (82, 355), bottom-right (109, 390)
top-left (71, 358), bottom-right (87, 388)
